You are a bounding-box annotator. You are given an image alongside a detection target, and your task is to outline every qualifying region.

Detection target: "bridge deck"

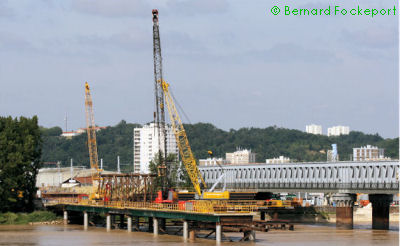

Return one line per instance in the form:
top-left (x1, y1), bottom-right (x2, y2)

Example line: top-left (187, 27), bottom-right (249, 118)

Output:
top-left (52, 204), bottom-right (254, 222)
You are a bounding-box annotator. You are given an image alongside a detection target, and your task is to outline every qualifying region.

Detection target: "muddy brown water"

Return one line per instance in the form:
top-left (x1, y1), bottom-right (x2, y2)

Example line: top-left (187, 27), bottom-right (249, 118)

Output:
top-left (0, 223), bottom-right (398, 245)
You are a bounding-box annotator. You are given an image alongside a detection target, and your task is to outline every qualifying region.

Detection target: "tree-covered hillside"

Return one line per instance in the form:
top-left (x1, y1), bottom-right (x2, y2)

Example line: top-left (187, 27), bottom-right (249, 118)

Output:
top-left (41, 121), bottom-right (398, 170)
top-left (41, 120), bottom-right (140, 171)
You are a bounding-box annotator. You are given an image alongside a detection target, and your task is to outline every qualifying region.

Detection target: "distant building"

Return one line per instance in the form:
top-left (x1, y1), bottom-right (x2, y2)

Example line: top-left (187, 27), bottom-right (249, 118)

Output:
top-left (327, 126), bottom-right (350, 136)
top-left (198, 158), bottom-right (228, 166)
top-left (133, 123), bottom-right (179, 174)
top-left (327, 144), bottom-right (339, 162)
top-left (61, 126), bottom-right (107, 139)
top-left (353, 145), bottom-right (387, 161)
top-left (60, 131), bottom-right (81, 138)
top-left (306, 124), bottom-right (322, 135)
top-left (266, 156), bottom-right (290, 164)
top-left (226, 148), bottom-right (256, 164)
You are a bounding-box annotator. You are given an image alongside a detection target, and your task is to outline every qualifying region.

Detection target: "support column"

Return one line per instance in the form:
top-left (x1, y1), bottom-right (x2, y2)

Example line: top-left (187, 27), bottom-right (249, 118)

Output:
top-left (369, 194), bottom-right (393, 230)
top-left (260, 211), bottom-right (265, 221)
top-left (153, 217), bottom-right (158, 236)
top-left (332, 193), bottom-right (356, 229)
top-left (189, 229), bottom-right (196, 241)
top-left (63, 211), bottom-right (68, 225)
top-left (106, 214), bottom-right (111, 231)
top-left (183, 220), bottom-right (188, 241)
top-left (83, 211), bottom-right (88, 230)
top-left (243, 230), bottom-right (256, 241)
top-left (216, 223), bottom-right (221, 243)
top-left (127, 216), bottom-right (132, 232)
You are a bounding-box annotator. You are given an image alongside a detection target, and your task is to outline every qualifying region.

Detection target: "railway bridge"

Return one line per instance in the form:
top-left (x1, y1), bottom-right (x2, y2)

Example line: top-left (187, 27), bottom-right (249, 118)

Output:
top-left (199, 160), bottom-right (400, 229)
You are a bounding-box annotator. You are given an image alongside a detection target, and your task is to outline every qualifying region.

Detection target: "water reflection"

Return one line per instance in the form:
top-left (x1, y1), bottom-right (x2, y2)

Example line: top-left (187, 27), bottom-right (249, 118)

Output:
top-left (0, 224), bottom-right (397, 246)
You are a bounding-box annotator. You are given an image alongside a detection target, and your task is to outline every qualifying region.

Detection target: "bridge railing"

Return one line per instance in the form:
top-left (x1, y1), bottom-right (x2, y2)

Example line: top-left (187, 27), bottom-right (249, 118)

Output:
top-left (49, 198), bottom-right (258, 214)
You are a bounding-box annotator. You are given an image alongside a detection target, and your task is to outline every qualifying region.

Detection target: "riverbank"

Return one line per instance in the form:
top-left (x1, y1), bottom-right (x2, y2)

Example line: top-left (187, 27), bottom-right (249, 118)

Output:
top-left (0, 211), bottom-right (61, 225)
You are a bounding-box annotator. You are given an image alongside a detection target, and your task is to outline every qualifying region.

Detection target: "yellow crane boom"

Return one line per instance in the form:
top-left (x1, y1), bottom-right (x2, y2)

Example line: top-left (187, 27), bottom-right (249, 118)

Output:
top-left (84, 82), bottom-right (101, 181)
top-left (161, 81), bottom-right (206, 197)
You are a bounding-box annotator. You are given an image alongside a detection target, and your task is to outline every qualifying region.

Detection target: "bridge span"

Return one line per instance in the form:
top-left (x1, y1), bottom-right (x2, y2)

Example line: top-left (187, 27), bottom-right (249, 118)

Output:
top-left (199, 161), bottom-right (399, 194)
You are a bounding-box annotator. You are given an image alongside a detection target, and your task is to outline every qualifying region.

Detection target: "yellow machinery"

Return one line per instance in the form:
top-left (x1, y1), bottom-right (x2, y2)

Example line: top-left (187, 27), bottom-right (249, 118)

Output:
top-left (151, 10), bottom-right (228, 200)
top-left (84, 82), bottom-right (102, 200)
top-left (161, 80), bottom-right (229, 199)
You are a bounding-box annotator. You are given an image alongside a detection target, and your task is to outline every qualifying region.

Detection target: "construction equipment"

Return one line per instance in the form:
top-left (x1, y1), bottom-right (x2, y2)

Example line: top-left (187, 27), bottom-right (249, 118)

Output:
top-left (161, 81), bottom-right (229, 199)
top-left (84, 82), bottom-right (102, 200)
top-left (152, 10), bottom-right (228, 200)
top-left (152, 9), bottom-right (168, 193)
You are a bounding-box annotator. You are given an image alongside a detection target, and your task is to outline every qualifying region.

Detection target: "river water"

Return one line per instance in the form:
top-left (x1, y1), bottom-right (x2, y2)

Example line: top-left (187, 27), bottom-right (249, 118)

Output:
top-left (0, 223), bottom-right (398, 246)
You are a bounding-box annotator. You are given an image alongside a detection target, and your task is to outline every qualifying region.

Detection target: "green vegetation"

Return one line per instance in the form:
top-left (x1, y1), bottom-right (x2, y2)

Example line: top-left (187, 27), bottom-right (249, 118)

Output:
top-left (0, 116), bottom-right (42, 212)
top-left (0, 211), bottom-right (59, 225)
top-left (41, 121), bottom-right (398, 170)
top-left (149, 152), bottom-right (192, 189)
top-left (41, 120), bottom-right (140, 171)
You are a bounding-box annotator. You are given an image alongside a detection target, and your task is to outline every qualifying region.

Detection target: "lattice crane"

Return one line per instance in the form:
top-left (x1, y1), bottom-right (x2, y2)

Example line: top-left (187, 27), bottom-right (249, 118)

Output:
top-left (84, 82), bottom-right (101, 188)
top-left (152, 9), bottom-right (168, 187)
top-left (152, 10), bottom-right (228, 199)
top-left (161, 81), bottom-right (207, 197)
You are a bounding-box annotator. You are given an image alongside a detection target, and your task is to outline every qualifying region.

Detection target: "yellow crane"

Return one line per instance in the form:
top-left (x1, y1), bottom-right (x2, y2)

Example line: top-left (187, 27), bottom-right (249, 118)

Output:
top-left (84, 82), bottom-right (102, 199)
top-left (161, 81), bottom-right (229, 199)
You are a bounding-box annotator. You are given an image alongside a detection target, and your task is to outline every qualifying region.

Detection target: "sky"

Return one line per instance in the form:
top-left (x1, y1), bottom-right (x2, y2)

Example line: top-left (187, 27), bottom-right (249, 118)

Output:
top-left (0, 0), bottom-right (398, 138)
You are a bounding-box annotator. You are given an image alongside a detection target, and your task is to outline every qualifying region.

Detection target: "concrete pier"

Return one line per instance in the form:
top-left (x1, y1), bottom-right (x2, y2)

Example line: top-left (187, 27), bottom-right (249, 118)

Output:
top-left (63, 211), bottom-right (68, 225)
top-left (216, 223), bottom-right (221, 243)
top-left (243, 230), bottom-right (256, 241)
top-left (369, 194), bottom-right (393, 230)
top-left (183, 220), bottom-right (188, 240)
top-left (332, 193), bottom-right (356, 229)
top-left (153, 217), bottom-right (158, 236)
top-left (106, 214), bottom-right (111, 231)
top-left (127, 216), bottom-right (132, 232)
top-left (83, 211), bottom-right (88, 230)
top-left (189, 229), bottom-right (196, 241)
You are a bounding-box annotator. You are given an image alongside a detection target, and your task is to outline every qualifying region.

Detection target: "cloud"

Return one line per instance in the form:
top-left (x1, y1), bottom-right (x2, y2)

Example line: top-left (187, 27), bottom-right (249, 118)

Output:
top-left (0, 1), bottom-right (14, 18)
top-left (0, 32), bottom-right (34, 51)
top-left (341, 27), bottom-right (396, 49)
top-left (253, 43), bottom-right (338, 63)
top-left (166, 0), bottom-right (229, 15)
top-left (69, 0), bottom-right (150, 18)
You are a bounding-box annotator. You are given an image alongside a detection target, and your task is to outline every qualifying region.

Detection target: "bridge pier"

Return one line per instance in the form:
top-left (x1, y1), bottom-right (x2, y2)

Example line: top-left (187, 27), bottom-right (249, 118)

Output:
top-left (189, 228), bottom-right (196, 241)
top-left (332, 193), bottom-right (356, 229)
top-left (106, 214), bottom-right (111, 231)
top-left (183, 220), bottom-right (189, 241)
top-left (243, 230), bottom-right (256, 241)
top-left (215, 223), bottom-right (221, 243)
top-left (127, 216), bottom-right (132, 232)
top-left (183, 220), bottom-right (188, 240)
top-left (369, 194), bottom-right (393, 230)
top-left (63, 211), bottom-right (68, 225)
top-left (83, 211), bottom-right (88, 230)
top-left (153, 217), bottom-right (159, 236)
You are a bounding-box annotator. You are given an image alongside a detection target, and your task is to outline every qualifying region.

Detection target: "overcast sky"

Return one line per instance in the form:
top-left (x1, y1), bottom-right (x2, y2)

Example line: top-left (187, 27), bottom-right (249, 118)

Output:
top-left (0, 0), bottom-right (398, 138)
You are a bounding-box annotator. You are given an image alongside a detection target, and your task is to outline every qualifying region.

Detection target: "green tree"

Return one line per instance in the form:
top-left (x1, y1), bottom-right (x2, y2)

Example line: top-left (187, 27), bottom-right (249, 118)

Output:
top-left (0, 116), bottom-right (42, 212)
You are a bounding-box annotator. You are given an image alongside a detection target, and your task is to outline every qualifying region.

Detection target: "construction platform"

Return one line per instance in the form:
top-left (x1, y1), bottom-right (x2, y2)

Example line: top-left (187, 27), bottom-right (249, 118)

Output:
top-left (47, 200), bottom-right (259, 242)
